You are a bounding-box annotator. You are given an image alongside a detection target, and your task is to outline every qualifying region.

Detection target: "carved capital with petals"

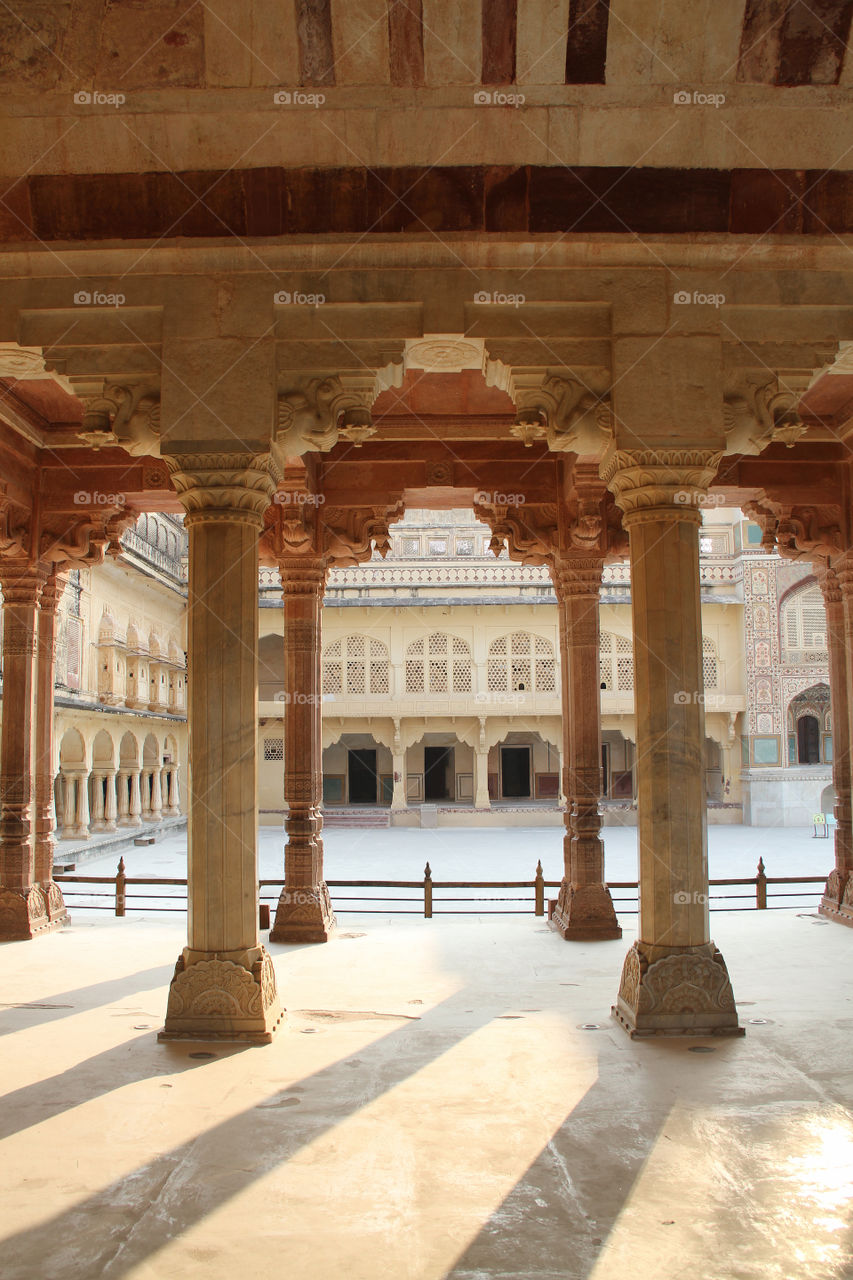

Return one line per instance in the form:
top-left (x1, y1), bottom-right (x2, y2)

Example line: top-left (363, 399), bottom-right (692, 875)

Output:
top-left (600, 447), bottom-right (722, 527)
top-left (167, 453), bottom-right (280, 528)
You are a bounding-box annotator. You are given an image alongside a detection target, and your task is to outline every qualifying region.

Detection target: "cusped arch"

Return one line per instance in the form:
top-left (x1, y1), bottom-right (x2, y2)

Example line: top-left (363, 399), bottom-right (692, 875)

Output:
top-left (59, 727), bottom-right (86, 769)
top-left (323, 633), bottom-right (390, 696)
top-left (91, 729), bottom-right (115, 767)
top-left (119, 731), bottom-right (140, 768)
top-left (142, 733), bottom-right (160, 767)
top-left (487, 630), bottom-right (557, 694)
top-left (404, 631), bottom-right (471, 695)
top-left (780, 580), bottom-right (827, 653)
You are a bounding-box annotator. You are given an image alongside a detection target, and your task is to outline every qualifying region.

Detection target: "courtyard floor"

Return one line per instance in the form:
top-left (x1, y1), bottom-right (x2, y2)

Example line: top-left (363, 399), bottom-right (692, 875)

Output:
top-left (2, 895), bottom-right (852, 1278)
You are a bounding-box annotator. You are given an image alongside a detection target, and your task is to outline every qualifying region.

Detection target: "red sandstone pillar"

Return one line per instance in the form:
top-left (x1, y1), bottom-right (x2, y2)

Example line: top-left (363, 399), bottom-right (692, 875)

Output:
top-left (551, 554), bottom-right (621, 940)
top-left (0, 562), bottom-right (54, 939)
top-left (34, 571), bottom-right (68, 923)
top-left (819, 559), bottom-right (853, 922)
top-left (270, 557), bottom-right (335, 943)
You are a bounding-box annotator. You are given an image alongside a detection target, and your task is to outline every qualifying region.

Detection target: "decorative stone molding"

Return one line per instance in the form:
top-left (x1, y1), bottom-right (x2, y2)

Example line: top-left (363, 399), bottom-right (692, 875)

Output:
top-left (0, 343), bottom-right (74, 394)
top-left (600, 447), bottom-right (722, 522)
top-left (747, 498), bottom-right (843, 563)
top-left (473, 501), bottom-right (559, 567)
top-left (166, 452), bottom-right (280, 525)
top-left (724, 381), bottom-right (807, 456)
top-left (159, 951), bottom-right (283, 1043)
top-left (612, 940), bottom-right (743, 1036)
top-left (0, 886), bottom-right (54, 940)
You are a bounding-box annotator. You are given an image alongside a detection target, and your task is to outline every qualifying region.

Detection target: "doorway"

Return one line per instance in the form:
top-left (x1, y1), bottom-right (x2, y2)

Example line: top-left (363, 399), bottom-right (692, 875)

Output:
top-left (501, 745), bottom-right (531, 799)
top-left (797, 715), bottom-right (820, 765)
top-left (424, 746), bottom-right (453, 800)
top-left (348, 748), bottom-right (378, 803)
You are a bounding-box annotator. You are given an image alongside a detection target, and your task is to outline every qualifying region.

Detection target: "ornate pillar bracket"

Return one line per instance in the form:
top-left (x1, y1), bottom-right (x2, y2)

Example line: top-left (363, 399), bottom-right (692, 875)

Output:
top-left (503, 369), bottom-right (613, 456)
top-left (276, 370), bottom-right (397, 455)
top-left (602, 447), bottom-right (742, 1036)
top-left (159, 452), bottom-right (282, 1044)
top-left (723, 380), bottom-right (808, 456)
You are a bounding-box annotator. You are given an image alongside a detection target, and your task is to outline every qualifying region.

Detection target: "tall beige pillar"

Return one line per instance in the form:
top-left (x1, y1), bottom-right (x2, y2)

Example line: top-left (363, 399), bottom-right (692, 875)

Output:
top-left (819, 559), bottom-right (853, 923)
top-left (603, 450), bottom-right (741, 1036)
top-left (34, 571), bottom-right (68, 923)
top-left (160, 454), bottom-right (282, 1043)
top-left (270, 557), bottom-right (335, 943)
top-left (0, 563), bottom-right (53, 939)
top-left (551, 555), bottom-right (621, 940)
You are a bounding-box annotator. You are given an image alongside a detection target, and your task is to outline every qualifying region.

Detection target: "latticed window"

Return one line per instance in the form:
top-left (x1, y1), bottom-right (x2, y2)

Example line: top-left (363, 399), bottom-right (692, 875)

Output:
top-left (782, 585), bottom-right (827, 651)
top-left (406, 633), bottom-right (472, 693)
top-left (321, 635), bottom-right (390, 695)
top-left (702, 636), bottom-right (718, 689)
top-left (488, 632), bottom-right (556, 694)
top-left (600, 632), bottom-right (633, 691)
top-left (263, 739), bottom-right (283, 761)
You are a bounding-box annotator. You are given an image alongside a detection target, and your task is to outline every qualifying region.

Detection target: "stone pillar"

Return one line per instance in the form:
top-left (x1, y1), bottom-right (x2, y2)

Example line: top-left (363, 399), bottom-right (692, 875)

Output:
top-left (474, 716), bottom-right (491, 810)
top-left (0, 563), bottom-right (53, 939)
top-left (103, 769), bottom-right (118, 831)
top-left (61, 773), bottom-right (76, 837)
top-left (150, 766), bottom-right (163, 821)
top-left (551, 555), bottom-right (621, 941)
top-left (160, 454), bottom-right (282, 1043)
top-left (73, 769), bottom-right (90, 838)
top-left (603, 449), bottom-right (741, 1036)
top-left (819, 560), bottom-right (853, 923)
top-left (116, 770), bottom-right (131, 825)
top-left (34, 571), bottom-right (68, 922)
top-left (128, 767), bottom-right (142, 824)
top-left (90, 771), bottom-right (106, 830)
top-left (270, 557), bottom-right (336, 943)
top-left (167, 765), bottom-right (182, 815)
top-left (390, 718), bottom-right (407, 811)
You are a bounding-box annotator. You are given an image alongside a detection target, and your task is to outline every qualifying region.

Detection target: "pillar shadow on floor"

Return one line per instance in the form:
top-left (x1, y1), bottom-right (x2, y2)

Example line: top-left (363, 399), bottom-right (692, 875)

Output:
top-left (0, 963), bottom-right (175, 1037)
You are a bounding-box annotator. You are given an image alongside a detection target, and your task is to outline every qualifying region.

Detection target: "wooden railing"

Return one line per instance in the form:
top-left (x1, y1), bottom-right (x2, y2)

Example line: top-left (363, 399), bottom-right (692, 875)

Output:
top-left (52, 856), bottom-right (826, 919)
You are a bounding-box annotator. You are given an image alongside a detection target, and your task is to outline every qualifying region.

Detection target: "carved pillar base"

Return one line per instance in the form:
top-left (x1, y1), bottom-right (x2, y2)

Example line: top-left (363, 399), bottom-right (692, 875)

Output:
top-left (270, 880), bottom-right (336, 944)
top-left (43, 881), bottom-right (69, 924)
top-left (158, 947), bottom-right (283, 1044)
top-left (0, 885), bottom-right (57, 940)
top-left (819, 870), bottom-right (853, 926)
top-left (612, 941), bottom-right (743, 1038)
top-left (551, 880), bottom-right (621, 941)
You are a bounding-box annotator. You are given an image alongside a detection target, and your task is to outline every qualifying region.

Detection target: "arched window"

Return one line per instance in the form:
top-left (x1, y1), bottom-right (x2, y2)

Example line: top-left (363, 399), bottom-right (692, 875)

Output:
top-left (322, 635), bottom-right (390, 695)
top-left (487, 632), bottom-right (556, 693)
top-left (599, 632), bottom-right (634, 691)
top-left (781, 584), bottom-right (827, 654)
top-left (703, 636), bottom-right (718, 689)
top-left (405, 632), bottom-right (472, 694)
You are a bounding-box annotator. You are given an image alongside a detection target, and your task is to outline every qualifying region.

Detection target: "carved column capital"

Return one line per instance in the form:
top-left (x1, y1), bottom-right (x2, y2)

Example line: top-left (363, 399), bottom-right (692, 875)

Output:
top-left (166, 453), bottom-right (280, 528)
top-left (552, 554), bottom-right (605, 599)
top-left (600, 447), bottom-right (722, 526)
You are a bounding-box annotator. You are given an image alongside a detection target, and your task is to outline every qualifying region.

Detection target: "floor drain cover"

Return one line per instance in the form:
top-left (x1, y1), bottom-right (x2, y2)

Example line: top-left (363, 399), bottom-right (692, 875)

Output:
top-left (688, 1046), bottom-right (716, 1053)
top-left (188, 1051), bottom-right (215, 1059)
top-left (133, 1025), bottom-right (151, 1030)
top-left (301, 1028), bottom-right (319, 1034)
top-left (748, 1018), bottom-right (772, 1025)
top-left (578, 1023), bottom-right (602, 1031)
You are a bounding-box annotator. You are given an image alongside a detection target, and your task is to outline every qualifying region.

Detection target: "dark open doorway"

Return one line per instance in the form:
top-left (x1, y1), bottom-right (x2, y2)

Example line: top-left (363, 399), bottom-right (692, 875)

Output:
top-left (424, 746), bottom-right (453, 800)
top-left (797, 715), bottom-right (820, 764)
top-left (501, 745), bottom-right (531, 798)
top-left (348, 748), bottom-right (378, 803)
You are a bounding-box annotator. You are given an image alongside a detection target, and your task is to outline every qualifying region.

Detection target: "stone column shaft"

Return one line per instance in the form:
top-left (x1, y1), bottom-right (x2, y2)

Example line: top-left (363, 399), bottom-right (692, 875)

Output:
top-left (551, 556), bottom-right (620, 940)
top-left (0, 564), bottom-right (52, 939)
top-left (103, 770), bottom-right (118, 831)
top-left (128, 769), bottom-right (142, 823)
top-left (34, 572), bottom-right (68, 922)
top-left (90, 772), bottom-right (106, 828)
top-left (604, 450), bottom-right (741, 1036)
top-left (820, 561), bottom-right (853, 922)
top-left (270, 557), bottom-right (335, 943)
top-left (159, 454), bottom-right (281, 1044)
top-left (74, 770), bottom-right (90, 838)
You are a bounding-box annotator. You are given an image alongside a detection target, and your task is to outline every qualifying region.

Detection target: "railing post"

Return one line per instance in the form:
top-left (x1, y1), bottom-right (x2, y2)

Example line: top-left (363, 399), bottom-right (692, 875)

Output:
top-left (534, 859), bottom-right (545, 917)
top-left (424, 862), bottom-right (432, 919)
top-left (756, 857), bottom-right (767, 910)
top-left (115, 856), bottom-right (126, 917)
